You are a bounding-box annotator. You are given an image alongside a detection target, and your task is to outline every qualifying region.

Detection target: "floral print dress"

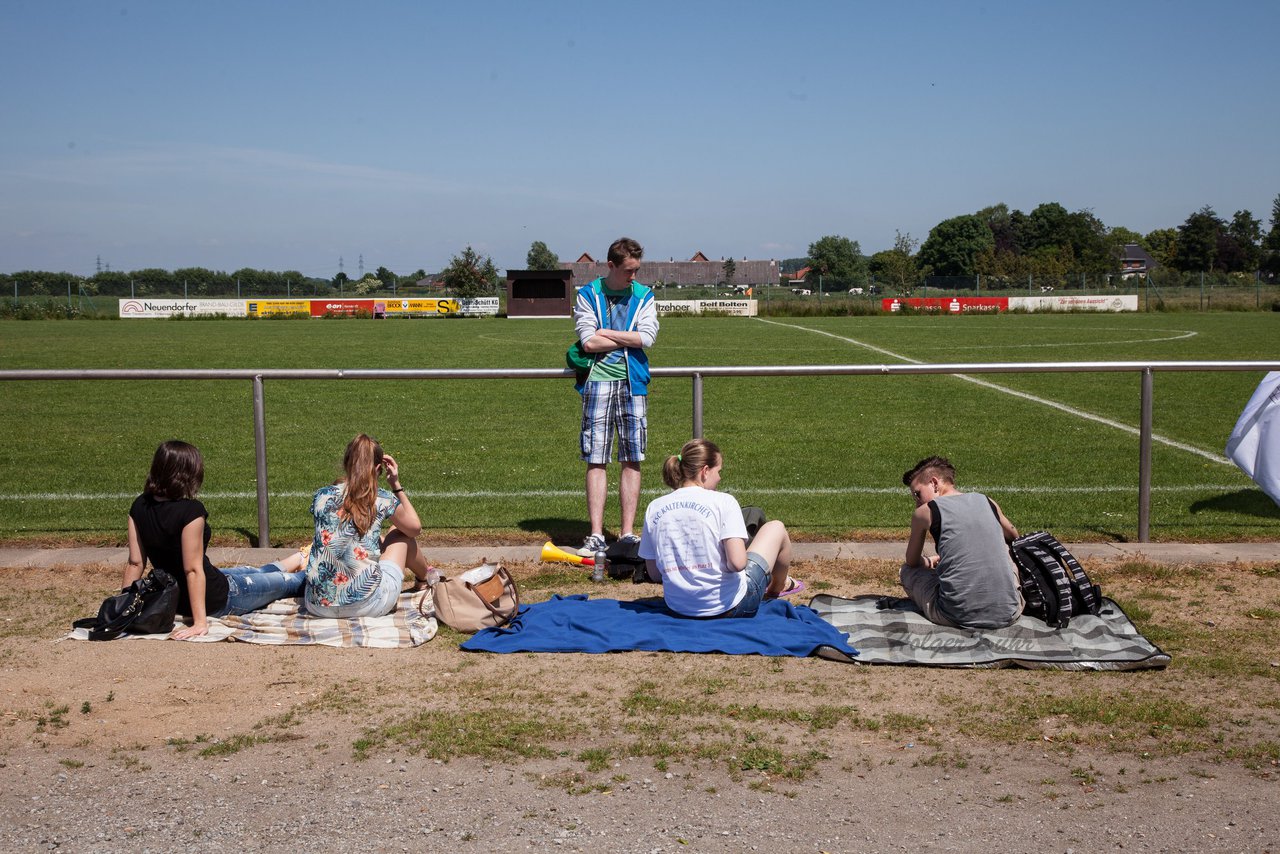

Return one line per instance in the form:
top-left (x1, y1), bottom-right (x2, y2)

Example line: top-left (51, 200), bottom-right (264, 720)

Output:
top-left (304, 484), bottom-right (399, 608)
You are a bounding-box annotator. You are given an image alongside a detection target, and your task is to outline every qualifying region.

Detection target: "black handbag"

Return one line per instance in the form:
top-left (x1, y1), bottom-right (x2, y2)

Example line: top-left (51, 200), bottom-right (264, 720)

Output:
top-left (74, 570), bottom-right (180, 641)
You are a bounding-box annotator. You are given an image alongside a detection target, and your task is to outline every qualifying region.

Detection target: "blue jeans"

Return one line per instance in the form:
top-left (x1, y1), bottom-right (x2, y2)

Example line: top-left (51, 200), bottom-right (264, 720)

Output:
top-left (213, 562), bottom-right (306, 617)
top-left (717, 554), bottom-right (771, 618)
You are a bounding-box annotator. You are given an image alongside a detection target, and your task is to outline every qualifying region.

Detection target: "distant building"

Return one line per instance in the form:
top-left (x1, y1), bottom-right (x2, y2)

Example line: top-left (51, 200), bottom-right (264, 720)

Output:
top-left (564, 252), bottom-right (780, 288)
top-left (787, 266), bottom-right (812, 284)
top-left (1121, 244), bottom-right (1158, 278)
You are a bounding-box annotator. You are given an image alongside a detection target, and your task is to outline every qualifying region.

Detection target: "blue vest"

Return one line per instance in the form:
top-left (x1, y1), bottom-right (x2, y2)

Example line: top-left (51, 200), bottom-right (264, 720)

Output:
top-left (575, 278), bottom-right (653, 397)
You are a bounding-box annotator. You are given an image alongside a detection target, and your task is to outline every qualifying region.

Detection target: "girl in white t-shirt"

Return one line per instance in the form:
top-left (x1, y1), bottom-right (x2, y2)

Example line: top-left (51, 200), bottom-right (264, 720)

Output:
top-left (638, 438), bottom-right (802, 617)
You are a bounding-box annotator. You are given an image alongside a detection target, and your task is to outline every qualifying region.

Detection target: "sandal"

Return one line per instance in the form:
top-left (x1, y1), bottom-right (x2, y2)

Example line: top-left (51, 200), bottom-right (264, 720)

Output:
top-left (770, 577), bottom-right (806, 598)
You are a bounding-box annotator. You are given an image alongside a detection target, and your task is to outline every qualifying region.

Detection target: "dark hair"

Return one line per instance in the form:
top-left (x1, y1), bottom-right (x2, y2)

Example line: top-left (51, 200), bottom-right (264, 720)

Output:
top-left (662, 438), bottom-right (722, 489)
top-left (607, 237), bottom-right (643, 266)
top-left (902, 455), bottom-right (956, 488)
top-left (144, 440), bottom-right (204, 500)
top-left (340, 434), bottom-right (384, 536)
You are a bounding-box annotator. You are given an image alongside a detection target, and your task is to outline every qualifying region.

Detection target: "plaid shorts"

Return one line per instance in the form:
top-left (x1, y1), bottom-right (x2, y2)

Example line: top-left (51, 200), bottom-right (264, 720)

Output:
top-left (580, 379), bottom-right (647, 464)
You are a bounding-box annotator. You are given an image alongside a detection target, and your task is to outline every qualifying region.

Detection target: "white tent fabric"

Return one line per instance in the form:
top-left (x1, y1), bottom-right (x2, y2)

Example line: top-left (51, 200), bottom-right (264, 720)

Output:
top-left (1226, 372), bottom-right (1280, 507)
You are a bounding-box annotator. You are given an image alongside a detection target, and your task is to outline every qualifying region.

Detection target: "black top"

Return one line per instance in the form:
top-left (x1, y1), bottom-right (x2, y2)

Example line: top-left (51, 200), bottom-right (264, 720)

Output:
top-left (128, 494), bottom-right (229, 616)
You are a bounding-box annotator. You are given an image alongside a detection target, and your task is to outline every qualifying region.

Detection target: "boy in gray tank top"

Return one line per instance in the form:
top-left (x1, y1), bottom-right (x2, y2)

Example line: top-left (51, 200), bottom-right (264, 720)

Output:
top-left (900, 456), bottom-right (1024, 629)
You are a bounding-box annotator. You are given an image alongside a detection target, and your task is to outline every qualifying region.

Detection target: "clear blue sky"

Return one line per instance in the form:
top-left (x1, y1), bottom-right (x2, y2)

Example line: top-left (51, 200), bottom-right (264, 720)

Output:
top-left (2, 0), bottom-right (1277, 278)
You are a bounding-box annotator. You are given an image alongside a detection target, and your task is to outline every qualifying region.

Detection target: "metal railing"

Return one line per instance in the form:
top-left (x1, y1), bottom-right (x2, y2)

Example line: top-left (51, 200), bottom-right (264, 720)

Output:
top-left (4, 360), bottom-right (1278, 543)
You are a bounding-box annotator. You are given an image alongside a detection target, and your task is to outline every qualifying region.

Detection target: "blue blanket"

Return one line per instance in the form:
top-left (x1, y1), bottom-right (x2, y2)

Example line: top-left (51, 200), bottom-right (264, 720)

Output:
top-left (460, 594), bottom-right (858, 658)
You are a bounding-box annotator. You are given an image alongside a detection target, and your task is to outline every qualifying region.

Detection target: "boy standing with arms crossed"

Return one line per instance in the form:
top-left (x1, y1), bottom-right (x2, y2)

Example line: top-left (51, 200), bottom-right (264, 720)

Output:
top-left (573, 237), bottom-right (660, 555)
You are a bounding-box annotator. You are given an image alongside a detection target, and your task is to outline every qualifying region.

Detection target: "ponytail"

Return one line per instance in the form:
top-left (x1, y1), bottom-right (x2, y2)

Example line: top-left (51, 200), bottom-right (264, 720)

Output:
top-left (662, 438), bottom-right (721, 489)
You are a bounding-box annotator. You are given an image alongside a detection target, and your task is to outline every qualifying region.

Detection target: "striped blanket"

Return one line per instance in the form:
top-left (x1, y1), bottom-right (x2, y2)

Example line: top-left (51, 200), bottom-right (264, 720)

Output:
top-left (66, 593), bottom-right (436, 648)
top-left (810, 594), bottom-right (1169, 670)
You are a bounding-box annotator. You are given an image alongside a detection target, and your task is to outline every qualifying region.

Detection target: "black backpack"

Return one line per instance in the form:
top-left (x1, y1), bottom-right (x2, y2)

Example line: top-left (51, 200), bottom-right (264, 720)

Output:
top-left (605, 537), bottom-right (645, 580)
top-left (1009, 531), bottom-right (1102, 628)
top-left (74, 570), bottom-right (179, 641)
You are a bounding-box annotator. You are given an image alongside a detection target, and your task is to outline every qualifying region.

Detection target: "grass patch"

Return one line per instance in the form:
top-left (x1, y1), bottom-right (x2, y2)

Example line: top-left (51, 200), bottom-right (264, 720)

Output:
top-left (2, 314), bottom-right (1278, 543)
top-left (355, 708), bottom-right (569, 762)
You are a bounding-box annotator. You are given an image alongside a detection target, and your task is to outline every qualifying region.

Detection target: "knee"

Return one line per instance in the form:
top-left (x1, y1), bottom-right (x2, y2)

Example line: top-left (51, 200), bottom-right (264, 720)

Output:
top-left (899, 563), bottom-right (914, 588)
top-left (762, 520), bottom-right (789, 540)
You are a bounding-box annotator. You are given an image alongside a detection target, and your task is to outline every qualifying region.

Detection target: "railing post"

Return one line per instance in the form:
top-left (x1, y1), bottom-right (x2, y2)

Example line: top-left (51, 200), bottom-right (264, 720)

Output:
top-left (252, 375), bottom-right (270, 546)
top-left (1138, 368), bottom-right (1153, 542)
top-left (692, 372), bottom-right (703, 439)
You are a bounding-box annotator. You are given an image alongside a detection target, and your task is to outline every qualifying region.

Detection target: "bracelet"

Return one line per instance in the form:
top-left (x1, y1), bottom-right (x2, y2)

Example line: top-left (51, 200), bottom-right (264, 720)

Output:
top-left (393, 487), bottom-right (405, 494)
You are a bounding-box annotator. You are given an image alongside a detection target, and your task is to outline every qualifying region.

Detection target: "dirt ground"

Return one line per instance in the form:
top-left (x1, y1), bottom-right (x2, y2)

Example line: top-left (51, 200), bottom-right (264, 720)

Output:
top-left (2, 556), bottom-right (1278, 853)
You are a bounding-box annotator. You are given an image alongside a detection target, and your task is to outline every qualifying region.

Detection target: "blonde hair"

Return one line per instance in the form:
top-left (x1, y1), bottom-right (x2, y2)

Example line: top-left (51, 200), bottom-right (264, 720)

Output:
top-left (339, 434), bottom-right (384, 535)
top-left (662, 438), bottom-right (721, 489)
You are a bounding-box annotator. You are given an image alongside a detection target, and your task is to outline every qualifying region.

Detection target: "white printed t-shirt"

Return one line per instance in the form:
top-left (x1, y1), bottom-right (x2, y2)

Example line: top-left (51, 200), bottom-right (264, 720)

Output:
top-left (638, 486), bottom-right (750, 617)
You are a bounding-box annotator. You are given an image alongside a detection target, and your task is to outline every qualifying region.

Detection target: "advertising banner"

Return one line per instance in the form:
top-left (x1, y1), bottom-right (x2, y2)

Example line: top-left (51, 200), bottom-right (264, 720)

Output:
top-left (882, 297), bottom-right (1009, 314)
top-left (309, 299), bottom-right (375, 317)
top-left (120, 296), bottom-right (503, 318)
top-left (655, 299), bottom-right (758, 317)
top-left (120, 299), bottom-right (247, 318)
top-left (457, 297), bottom-right (500, 317)
top-left (1007, 295), bottom-right (1137, 312)
top-left (379, 298), bottom-right (460, 316)
top-left (246, 299), bottom-right (310, 317)
top-left (375, 297), bottom-right (499, 317)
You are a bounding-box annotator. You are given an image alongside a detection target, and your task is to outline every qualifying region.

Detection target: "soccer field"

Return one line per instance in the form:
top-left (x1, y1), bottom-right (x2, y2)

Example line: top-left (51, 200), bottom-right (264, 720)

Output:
top-left (1, 313), bottom-right (1277, 544)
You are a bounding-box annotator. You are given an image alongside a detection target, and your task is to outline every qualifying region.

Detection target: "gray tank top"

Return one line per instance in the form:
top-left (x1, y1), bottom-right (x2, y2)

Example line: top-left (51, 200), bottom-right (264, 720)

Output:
top-left (929, 492), bottom-right (1021, 628)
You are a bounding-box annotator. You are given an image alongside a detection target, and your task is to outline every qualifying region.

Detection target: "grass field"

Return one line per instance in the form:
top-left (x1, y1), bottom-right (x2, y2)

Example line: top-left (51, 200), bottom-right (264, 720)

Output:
top-left (1, 313), bottom-right (1278, 545)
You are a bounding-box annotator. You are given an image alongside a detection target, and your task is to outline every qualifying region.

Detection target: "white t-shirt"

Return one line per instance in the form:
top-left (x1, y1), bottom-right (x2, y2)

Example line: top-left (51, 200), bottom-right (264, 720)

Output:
top-left (638, 486), bottom-right (750, 617)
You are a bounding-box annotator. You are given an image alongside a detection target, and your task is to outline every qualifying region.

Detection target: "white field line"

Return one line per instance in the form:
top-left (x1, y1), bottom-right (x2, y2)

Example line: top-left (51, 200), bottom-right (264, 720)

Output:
top-left (755, 318), bottom-right (1230, 466)
top-left (0, 484), bottom-right (1239, 502)
top-left (921, 329), bottom-right (1198, 351)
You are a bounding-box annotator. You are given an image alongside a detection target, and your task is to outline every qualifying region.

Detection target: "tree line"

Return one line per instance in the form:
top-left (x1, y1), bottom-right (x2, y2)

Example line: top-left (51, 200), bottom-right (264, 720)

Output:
top-left (787, 195), bottom-right (1280, 290)
top-left (6, 197), bottom-right (1279, 299)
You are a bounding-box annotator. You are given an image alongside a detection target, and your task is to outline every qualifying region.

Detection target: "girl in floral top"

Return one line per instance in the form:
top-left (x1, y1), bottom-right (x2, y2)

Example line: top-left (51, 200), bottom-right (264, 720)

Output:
top-left (304, 434), bottom-right (433, 618)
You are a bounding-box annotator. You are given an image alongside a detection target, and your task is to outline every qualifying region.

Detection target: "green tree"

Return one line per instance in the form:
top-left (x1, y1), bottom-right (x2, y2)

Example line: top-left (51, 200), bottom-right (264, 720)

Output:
top-left (1107, 226), bottom-right (1146, 250)
top-left (89, 270), bottom-right (132, 296)
top-left (977, 203), bottom-right (1023, 255)
top-left (442, 245), bottom-right (499, 298)
top-left (129, 268), bottom-right (176, 296)
top-left (1144, 228), bottom-right (1178, 268)
top-left (375, 266), bottom-right (398, 289)
top-left (1173, 206), bottom-right (1226, 272)
top-left (721, 257), bottom-right (737, 285)
top-left (1017, 203), bottom-right (1114, 275)
top-left (870, 231), bottom-right (920, 293)
top-left (350, 274), bottom-right (382, 295)
top-left (1228, 210), bottom-right (1262, 273)
top-left (806, 235), bottom-right (867, 288)
top-left (1265, 194), bottom-right (1280, 252)
top-left (917, 214), bottom-right (993, 277)
top-left (525, 241), bottom-right (560, 271)
top-left (1262, 194), bottom-right (1280, 276)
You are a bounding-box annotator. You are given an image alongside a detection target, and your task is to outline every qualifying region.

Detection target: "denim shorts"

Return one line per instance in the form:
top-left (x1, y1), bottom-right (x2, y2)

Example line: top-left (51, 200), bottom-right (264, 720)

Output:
top-left (305, 560), bottom-right (404, 619)
top-left (717, 553), bottom-right (771, 619)
top-left (580, 379), bottom-right (647, 464)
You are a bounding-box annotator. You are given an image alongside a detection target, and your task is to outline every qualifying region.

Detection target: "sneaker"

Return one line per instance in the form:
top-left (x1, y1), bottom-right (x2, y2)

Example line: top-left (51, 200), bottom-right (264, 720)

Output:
top-left (617, 533), bottom-right (641, 547)
top-left (577, 533), bottom-right (607, 557)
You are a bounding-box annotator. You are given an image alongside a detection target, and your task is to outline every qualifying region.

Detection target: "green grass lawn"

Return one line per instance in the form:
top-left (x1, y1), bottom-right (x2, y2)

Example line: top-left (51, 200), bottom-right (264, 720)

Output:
top-left (1, 313), bottom-right (1277, 544)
